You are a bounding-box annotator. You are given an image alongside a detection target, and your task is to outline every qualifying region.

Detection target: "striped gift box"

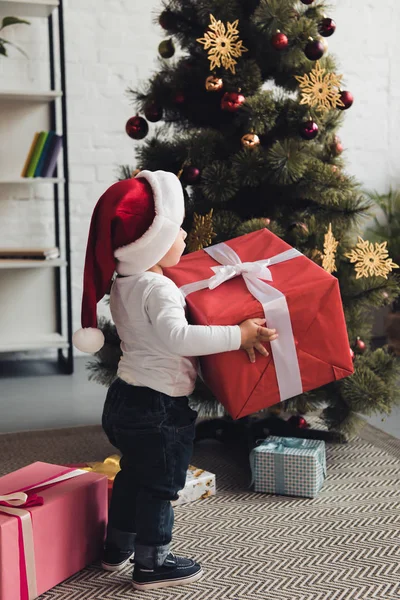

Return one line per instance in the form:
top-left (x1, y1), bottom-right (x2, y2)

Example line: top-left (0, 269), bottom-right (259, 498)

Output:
top-left (250, 436), bottom-right (326, 498)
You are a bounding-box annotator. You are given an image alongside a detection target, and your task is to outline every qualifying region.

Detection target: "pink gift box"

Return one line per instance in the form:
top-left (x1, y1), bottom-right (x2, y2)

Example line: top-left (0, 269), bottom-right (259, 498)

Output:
top-left (0, 462), bottom-right (108, 600)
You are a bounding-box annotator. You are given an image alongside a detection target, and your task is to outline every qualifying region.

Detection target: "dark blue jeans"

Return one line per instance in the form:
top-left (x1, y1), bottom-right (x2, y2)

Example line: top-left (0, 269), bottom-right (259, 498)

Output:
top-left (102, 378), bottom-right (197, 568)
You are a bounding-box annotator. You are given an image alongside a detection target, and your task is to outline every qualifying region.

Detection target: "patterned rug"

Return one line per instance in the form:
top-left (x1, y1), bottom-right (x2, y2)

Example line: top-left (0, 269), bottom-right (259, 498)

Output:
top-left (1, 418), bottom-right (399, 600)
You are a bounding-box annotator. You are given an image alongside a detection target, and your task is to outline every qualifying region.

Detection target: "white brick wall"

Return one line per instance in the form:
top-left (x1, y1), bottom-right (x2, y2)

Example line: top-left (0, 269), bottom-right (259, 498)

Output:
top-left (0, 0), bottom-right (399, 351)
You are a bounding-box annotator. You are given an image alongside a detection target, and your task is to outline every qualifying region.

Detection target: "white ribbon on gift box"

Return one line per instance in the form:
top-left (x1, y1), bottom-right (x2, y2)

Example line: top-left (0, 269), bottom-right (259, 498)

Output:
top-left (0, 469), bottom-right (88, 600)
top-left (179, 242), bottom-right (303, 402)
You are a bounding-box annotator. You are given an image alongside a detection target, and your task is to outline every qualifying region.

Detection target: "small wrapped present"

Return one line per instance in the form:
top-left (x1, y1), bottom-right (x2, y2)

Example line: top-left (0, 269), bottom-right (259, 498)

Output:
top-left (172, 465), bottom-right (216, 506)
top-left (165, 229), bottom-right (354, 419)
top-left (71, 456), bottom-right (216, 507)
top-left (0, 462), bottom-right (107, 600)
top-left (250, 436), bottom-right (326, 498)
top-left (66, 455), bottom-right (120, 504)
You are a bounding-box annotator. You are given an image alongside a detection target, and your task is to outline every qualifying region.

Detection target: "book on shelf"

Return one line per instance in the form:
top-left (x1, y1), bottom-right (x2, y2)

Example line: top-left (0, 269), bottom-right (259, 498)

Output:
top-left (21, 132), bottom-right (40, 177)
top-left (41, 134), bottom-right (63, 178)
top-left (25, 131), bottom-right (48, 178)
top-left (34, 130), bottom-right (55, 177)
top-left (0, 247), bottom-right (60, 260)
top-left (21, 132), bottom-right (63, 179)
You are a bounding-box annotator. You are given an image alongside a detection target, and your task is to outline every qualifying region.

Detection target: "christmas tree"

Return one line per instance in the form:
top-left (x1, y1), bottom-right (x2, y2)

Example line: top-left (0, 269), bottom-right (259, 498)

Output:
top-left (88, 0), bottom-right (400, 438)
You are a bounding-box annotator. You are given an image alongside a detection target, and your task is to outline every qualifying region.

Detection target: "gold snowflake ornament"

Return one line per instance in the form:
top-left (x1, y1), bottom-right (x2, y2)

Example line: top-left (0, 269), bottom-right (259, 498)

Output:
top-left (345, 237), bottom-right (399, 279)
top-left (187, 209), bottom-right (217, 253)
top-left (295, 62), bottom-right (344, 113)
top-left (322, 223), bottom-right (339, 274)
top-left (196, 14), bottom-right (248, 75)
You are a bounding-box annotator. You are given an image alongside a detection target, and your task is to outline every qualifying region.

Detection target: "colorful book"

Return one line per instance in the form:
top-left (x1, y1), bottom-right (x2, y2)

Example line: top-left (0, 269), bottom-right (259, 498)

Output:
top-left (21, 132), bottom-right (40, 177)
top-left (26, 131), bottom-right (48, 178)
top-left (34, 131), bottom-right (55, 177)
top-left (42, 134), bottom-right (63, 178)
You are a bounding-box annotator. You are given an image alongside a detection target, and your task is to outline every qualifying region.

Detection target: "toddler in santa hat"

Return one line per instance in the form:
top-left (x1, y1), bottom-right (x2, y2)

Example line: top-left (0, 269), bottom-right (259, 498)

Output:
top-left (73, 170), bottom-right (278, 590)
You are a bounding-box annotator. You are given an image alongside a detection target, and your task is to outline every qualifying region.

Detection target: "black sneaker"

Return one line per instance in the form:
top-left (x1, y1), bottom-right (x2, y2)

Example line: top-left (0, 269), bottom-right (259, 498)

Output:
top-left (132, 552), bottom-right (203, 590)
top-left (101, 544), bottom-right (134, 572)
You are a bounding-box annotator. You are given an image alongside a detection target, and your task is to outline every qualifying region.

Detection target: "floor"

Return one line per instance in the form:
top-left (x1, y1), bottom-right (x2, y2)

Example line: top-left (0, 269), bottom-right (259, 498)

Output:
top-left (1, 419), bottom-right (399, 600)
top-left (0, 357), bottom-right (400, 438)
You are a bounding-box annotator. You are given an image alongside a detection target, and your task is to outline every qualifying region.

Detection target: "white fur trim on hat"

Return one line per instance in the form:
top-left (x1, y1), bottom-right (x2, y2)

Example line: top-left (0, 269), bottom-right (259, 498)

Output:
top-left (72, 327), bottom-right (105, 354)
top-left (114, 170), bottom-right (184, 275)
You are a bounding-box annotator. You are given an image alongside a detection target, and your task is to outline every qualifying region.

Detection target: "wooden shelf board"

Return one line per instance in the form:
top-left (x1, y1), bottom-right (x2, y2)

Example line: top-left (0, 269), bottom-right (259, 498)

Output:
top-left (0, 1), bottom-right (59, 19)
top-left (0, 90), bottom-right (62, 102)
top-left (0, 259), bottom-right (67, 269)
top-left (0, 333), bottom-right (68, 353)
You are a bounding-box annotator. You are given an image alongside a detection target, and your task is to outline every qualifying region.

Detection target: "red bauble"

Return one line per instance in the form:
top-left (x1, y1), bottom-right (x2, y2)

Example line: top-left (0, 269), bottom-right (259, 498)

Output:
top-left (144, 103), bottom-right (163, 122)
top-left (305, 39), bottom-right (325, 60)
top-left (355, 337), bottom-right (366, 353)
top-left (272, 31), bottom-right (289, 51)
top-left (159, 10), bottom-right (175, 30)
top-left (125, 116), bottom-right (149, 140)
top-left (338, 90), bottom-right (354, 110)
top-left (221, 91), bottom-right (246, 112)
top-left (299, 120), bottom-right (319, 140)
top-left (287, 415), bottom-right (309, 429)
top-left (319, 18), bottom-right (336, 37)
top-left (300, 0), bottom-right (315, 4)
top-left (182, 166), bottom-right (201, 185)
top-left (182, 57), bottom-right (196, 70)
top-left (174, 92), bottom-right (185, 104)
top-left (350, 348), bottom-right (355, 361)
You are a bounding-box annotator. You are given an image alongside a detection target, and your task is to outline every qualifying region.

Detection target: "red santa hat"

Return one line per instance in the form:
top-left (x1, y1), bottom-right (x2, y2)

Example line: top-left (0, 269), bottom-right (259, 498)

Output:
top-left (72, 170), bottom-right (184, 353)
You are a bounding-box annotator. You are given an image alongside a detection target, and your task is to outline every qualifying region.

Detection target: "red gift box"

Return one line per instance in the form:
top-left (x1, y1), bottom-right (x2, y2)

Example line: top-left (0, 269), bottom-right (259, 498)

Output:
top-left (165, 229), bottom-right (353, 419)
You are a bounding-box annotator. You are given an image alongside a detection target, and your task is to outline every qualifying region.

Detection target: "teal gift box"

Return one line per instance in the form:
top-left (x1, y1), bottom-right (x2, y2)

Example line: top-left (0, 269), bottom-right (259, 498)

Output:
top-left (250, 436), bottom-right (326, 498)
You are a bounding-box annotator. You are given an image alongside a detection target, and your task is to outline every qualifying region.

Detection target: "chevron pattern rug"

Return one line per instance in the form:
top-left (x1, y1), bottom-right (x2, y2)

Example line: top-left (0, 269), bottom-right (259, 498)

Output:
top-left (1, 418), bottom-right (399, 600)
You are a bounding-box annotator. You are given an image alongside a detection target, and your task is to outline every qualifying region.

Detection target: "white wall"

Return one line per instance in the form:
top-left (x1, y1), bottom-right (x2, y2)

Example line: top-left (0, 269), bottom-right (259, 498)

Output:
top-left (0, 0), bottom-right (399, 350)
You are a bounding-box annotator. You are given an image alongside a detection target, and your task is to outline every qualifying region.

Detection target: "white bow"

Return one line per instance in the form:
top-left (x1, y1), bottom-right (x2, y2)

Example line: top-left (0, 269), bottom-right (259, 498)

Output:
top-left (180, 241), bottom-right (304, 403)
top-left (0, 492), bottom-right (29, 506)
top-left (209, 261), bottom-right (273, 289)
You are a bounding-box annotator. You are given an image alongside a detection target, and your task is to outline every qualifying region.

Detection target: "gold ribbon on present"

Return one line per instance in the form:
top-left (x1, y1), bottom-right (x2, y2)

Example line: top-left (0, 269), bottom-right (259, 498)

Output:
top-left (81, 455), bottom-right (121, 481)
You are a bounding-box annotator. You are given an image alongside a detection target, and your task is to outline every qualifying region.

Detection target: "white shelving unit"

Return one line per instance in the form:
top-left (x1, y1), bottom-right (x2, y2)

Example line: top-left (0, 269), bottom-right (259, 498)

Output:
top-left (0, 90), bottom-right (63, 101)
top-left (1, 334), bottom-right (69, 353)
top-left (0, 0), bottom-right (73, 373)
top-left (0, 178), bottom-right (65, 185)
top-left (0, 1), bottom-right (58, 19)
top-left (0, 259), bottom-right (67, 268)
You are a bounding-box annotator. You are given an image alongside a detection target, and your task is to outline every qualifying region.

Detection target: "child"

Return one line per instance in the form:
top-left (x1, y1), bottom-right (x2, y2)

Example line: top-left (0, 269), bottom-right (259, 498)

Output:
top-left (73, 171), bottom-right (278, 590)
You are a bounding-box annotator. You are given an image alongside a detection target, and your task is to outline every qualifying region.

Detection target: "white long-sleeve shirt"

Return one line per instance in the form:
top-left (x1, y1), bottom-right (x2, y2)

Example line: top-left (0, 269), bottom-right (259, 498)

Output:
top-left (110, 271), bottom-right (242, 397)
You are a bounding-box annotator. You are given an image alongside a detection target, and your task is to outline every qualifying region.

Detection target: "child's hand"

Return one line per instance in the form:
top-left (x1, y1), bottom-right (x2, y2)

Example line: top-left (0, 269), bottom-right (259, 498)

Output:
top-left (239, 318), bottom-right (278, 363)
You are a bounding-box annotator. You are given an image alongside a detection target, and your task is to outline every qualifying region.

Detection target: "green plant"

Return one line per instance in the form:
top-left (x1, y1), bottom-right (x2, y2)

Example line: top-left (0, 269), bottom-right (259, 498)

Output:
top-left (0, 17), bottom-right (30, 58)
top-left (365, 188), bottom-right (400, 266)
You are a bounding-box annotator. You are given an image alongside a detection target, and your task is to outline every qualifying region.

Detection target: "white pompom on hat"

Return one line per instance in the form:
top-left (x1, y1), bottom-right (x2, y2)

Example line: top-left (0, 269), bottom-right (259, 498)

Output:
top-left (73, 170), bottom-right (184, 353)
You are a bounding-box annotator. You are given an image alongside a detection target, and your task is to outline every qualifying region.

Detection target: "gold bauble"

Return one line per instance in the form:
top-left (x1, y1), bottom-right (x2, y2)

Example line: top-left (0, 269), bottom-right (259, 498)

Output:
top-left (158, 38), bottom-right (175, 59)
top-left (205, 75), bottom-right (223, 92)
top-left (241, 133), bottom-right (261, 149)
